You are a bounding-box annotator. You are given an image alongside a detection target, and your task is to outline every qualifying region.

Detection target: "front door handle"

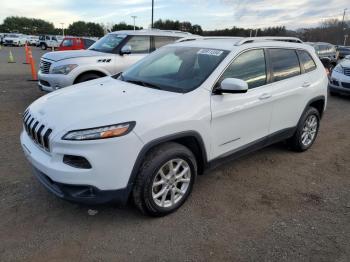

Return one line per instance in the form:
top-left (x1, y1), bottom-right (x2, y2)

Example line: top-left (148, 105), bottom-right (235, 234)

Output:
top-left (259, 93), bottom-right (272, 100)
top-left (302, 82), bottom-right (311, 88)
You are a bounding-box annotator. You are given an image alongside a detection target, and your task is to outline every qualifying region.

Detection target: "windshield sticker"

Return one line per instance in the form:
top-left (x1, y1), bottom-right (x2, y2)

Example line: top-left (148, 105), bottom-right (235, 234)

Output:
top-left (197, 49), bottom-right (224, 56)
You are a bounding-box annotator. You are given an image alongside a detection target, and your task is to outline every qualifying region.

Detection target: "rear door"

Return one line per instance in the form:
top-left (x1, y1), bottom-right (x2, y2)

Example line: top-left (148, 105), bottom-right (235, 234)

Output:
top-left (210, 49), bottom-right (273, 158)
top-left (267, 48), bottom-right (310, 134)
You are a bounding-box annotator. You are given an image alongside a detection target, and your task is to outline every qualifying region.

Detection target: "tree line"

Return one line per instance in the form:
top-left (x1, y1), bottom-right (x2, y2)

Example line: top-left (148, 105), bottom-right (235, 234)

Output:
top-left (0, 16), bottom-right (349, 45)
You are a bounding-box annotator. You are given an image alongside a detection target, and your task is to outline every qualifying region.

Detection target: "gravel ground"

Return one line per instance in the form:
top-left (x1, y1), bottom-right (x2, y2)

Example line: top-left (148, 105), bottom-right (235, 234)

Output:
top-left (0, 46), bottom-right (349, 262)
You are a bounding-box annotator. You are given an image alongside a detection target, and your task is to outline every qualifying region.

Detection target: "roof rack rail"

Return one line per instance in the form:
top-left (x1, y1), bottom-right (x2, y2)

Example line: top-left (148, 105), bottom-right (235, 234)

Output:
top-left (139, 29), bottom-right (193, 35)
top-left (235, 37), bottom-right (303, 45)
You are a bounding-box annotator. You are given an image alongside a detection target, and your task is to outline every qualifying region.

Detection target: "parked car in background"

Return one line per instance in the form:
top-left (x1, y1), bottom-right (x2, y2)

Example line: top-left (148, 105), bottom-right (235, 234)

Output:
top-left (0, 33), bottom-right (7, 44)
top-left (306, 42), bottom-right (337, 72)
top-left (58, 37), bottom-right (96, 51)
top-left (3, 33), bottom-right (27, 46)
top-left (22, 37), bottom-right (327, 216)
top-left (38, 29), bottom-right (195, 92)
top-left (38, 35), bottom-right (63, 50)
top-left (329, 57), bottom-right (350, 96)
top-left (27, 35), bottom-right (39, 46)
top-left (336, 46), bottom-right (350, 60)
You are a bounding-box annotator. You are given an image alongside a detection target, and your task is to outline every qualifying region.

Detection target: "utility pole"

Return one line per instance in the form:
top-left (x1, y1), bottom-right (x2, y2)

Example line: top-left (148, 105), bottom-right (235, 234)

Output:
top-left (60, 23), bottom-right (65, 37)
top-left (340, 8), bottom-right (347, 45)
top-left (344, 34), bottom-right (348, 46)
top-left (131, 16), bottom-right (137, 31)
top-left (151, 0), bottom-right (154, 28)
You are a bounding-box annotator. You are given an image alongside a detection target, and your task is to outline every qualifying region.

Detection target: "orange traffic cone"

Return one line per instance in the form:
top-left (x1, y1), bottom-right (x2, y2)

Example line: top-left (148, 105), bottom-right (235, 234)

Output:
top-left (28, 47), bottom-right (38, 81)
top-left (23, 43), bottom-right (30, 64)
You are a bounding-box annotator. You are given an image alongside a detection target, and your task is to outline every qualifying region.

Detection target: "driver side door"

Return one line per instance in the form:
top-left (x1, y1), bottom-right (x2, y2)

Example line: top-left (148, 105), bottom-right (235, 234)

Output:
top-left (210, 48), bottom-right (273, 159)
top-left (115, 36), bottom-right (152, 74)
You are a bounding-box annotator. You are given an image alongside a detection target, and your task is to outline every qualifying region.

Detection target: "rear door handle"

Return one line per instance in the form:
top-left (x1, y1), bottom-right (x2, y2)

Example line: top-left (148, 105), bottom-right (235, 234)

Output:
top-left (259, 93), bottom-right (272, 100)
top-left (302, 82), bottom-right (311, 88)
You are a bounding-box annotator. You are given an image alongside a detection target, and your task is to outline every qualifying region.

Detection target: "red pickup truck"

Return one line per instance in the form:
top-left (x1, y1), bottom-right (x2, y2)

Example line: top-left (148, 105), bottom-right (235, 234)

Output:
top-left (58, 37), bottom-right (96, 51)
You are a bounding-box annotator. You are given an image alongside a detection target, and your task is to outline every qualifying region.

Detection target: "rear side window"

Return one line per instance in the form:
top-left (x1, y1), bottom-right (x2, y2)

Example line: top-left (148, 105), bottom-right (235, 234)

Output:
top-left (269, 49), bottom-right (300, 82)
top-left (154, 36), bottom-right (178, 49)
top-left (62, 39), bottom-right (73, 47)
top-left (220, 49), bottom-right (267, 89)
top-left (298, 50), bottom-right (316, 73)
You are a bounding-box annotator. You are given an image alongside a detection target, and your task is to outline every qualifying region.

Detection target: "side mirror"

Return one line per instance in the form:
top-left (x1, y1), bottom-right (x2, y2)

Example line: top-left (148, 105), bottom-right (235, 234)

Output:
top-left (215, 78), bottom-right (248, 94)
top-left (120, 45), bottom-right (131, 55)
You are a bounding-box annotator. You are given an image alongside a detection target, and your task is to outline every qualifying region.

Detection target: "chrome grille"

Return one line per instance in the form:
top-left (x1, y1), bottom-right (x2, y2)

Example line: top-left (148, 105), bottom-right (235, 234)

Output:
top-left (343, 67), bottom-right (350, 77)
top-left (40, 59), bottom-right (51, 74)
top-left (23, 110), bottom-right (52, 152)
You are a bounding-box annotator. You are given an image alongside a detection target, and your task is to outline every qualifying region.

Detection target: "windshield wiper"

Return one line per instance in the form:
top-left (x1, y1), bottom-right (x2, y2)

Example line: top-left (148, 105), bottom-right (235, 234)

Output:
top-left (124, 79), bottom-right (163, 90)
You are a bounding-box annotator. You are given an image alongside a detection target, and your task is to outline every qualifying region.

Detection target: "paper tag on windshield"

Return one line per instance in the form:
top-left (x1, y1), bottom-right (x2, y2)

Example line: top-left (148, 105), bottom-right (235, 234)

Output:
top-left (197, 49), bottom-right (223, 56)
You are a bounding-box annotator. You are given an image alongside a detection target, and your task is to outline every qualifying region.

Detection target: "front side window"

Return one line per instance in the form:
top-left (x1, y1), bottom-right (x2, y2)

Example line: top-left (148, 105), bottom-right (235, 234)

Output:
top-left (88, 34), bottom-right (126, 53)
top-left (220, 49), bottom-right (267, 89)
top-left (269, 49), bottom-right (300, 82)
top-left (120, 46), bottom-right (228, 93)
top-left (62, 39), bottom-right (73, 47)
top-left (124, 36), bottom-right (151, 54)
top-left (298, 50), bottom-right (316, 73)
top-left (154, 36), bottom-right (178, 49)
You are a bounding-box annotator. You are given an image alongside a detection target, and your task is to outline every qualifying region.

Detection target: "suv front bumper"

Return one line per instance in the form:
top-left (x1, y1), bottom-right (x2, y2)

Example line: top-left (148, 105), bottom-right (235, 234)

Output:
top-left (20, 129), bottom-right (143, 204)
top-left (31, 165), bottom-right (129, 204)
top-left (38, 71), bottom-right (74, 92)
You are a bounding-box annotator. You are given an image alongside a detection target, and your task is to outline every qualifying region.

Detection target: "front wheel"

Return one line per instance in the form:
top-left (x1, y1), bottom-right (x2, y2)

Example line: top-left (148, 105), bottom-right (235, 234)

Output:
top-left (41, 43), bottom-right (47, 50)
top-left (133, 142), bottom-right (197, 216)
top-left (287, 107), bottom-right (320, 152)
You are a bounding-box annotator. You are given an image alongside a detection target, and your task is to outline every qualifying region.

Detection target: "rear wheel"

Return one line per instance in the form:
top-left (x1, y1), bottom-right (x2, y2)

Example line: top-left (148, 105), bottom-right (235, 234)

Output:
top-left (133, 142), bottom-right (197, 216)
top-left (74, 73), bottom-right (102, 84)
top-left (287, 107), bottom-right (320, 152)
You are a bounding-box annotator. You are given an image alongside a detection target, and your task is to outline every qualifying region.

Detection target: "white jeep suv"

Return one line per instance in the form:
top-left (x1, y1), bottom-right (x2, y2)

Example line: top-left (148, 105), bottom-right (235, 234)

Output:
top-left (21, 37), bottom-right (327, 216)
top-left (38, 30), bottom-right (194, 92)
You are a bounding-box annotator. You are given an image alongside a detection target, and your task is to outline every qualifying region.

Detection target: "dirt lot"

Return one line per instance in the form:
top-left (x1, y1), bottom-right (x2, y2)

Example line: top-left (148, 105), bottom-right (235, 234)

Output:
top-left (0, 46), bottom-right (349, 262)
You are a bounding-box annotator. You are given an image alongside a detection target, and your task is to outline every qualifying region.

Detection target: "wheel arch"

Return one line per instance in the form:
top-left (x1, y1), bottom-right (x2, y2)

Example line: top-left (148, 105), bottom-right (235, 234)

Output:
top-left (307, 95), bottom-right (326, 118)
top-left (73, 70), bottom-right (108, 84)
top-left (127, 131), bottom-right (208, 191)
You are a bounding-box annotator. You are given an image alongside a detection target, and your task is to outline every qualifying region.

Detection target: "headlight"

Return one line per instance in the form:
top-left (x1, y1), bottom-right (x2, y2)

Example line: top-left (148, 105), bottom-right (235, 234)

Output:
top-left (51, 64), bottom-right (78, 75)
top-left (333, 64), bottom-right (343, 74)
top-left (62, 122), bottom-right (136, 141)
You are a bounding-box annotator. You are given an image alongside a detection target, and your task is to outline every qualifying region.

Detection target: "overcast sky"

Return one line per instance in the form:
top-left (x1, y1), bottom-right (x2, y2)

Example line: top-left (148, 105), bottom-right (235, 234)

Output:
top-left (1, 0), bottom-right (349, 30)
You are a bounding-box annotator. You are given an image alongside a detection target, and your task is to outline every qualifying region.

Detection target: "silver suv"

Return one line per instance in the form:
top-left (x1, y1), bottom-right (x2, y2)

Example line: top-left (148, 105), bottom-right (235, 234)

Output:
top-left (38, 30), bottom-right (195, 92)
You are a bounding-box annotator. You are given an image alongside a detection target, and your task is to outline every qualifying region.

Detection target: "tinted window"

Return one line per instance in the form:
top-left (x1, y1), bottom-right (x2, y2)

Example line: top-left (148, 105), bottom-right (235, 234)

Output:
top-left (220, 49), bottom-right (267, 89)
top-left (125, 36), bottom-right (151, 54)
top-left (298, 50), bottom-right (316, 73)
top-left (269, 49), bottom-right (300, 82)
top-left (62, 39), bottom-right (73, 47)
top-left (154, 36), bottom-right (178, 49)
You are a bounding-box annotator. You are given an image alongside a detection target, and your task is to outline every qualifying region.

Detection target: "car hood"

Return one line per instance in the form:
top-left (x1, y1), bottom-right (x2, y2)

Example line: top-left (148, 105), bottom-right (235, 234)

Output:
top-left (27, 77), bottom-right (180, 135)
top-left (42, 49), bottom-right (110, 62)
top-left (340, 59), bottom-right (350, 67)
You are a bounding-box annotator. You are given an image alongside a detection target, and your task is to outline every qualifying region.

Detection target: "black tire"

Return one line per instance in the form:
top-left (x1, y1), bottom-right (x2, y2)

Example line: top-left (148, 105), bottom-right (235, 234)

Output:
top-left (133, 142), bottom-right (197, 217)
top-left (287, 107), bottom-right (320, 152)
top-left (75, 73), bottom-right (101, 84)
top-left (41, 43), bottom-right (47, 50)
top-left (329, 90), bottom-right (337, 96)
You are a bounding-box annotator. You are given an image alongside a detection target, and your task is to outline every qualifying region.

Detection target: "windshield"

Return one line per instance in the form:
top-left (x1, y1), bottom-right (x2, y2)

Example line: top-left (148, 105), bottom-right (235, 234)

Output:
top-left (119, 46), bottom-right (229, 93)
top-left (88, 34), bottom-right (126, 53)
top-left (8, 34), bottom-right (19, 38)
